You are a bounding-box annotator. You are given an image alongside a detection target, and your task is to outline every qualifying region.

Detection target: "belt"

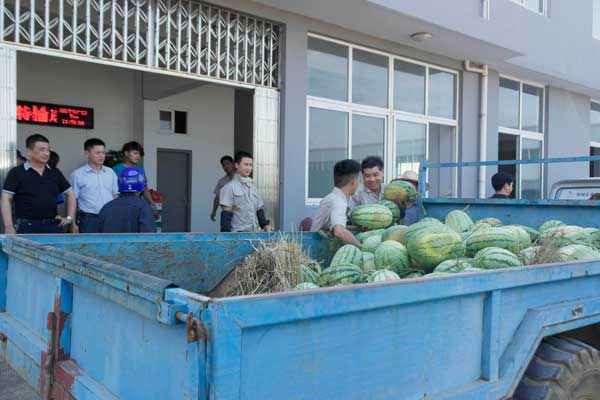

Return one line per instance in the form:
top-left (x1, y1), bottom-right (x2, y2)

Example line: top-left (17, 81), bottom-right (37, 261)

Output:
top-left (17, 218), bottom-right (57, 225)
top-left (79, 211), bottom-right (99, 216)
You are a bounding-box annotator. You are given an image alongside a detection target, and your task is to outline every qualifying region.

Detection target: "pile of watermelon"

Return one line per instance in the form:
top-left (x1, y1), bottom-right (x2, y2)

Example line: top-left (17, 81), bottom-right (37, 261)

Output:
top-left (294, 206), bottom-right (600, 290)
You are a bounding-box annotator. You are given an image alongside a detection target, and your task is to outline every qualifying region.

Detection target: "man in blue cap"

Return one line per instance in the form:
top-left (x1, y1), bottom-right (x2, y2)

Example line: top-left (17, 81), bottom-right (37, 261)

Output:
top-left (98, 167), bottom-right (155, 233)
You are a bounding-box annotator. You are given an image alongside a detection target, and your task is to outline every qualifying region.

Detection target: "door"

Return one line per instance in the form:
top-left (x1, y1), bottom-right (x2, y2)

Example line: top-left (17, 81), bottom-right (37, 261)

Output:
top-left (157, 149), bottom-right (191, 232)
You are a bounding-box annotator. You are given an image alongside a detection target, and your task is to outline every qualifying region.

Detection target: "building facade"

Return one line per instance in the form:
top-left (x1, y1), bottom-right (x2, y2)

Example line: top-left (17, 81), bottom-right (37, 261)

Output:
top-left (1, 0), bottom-right (600, 231)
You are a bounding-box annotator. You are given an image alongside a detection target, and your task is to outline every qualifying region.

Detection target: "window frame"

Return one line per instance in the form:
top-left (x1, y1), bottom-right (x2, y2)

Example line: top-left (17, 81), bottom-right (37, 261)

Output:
top-left (158, 108), bottom-right (189, 135)
top-left (594, 0), bottom-right (600, 40)
top-left (498, 75), bottom-right (546, 199)
top-left (305, 33), bottom-right (459, 205)
top-left (510, 0), bottom-right (547, 16)
top-left (591, 100), bottom-right (600, 148)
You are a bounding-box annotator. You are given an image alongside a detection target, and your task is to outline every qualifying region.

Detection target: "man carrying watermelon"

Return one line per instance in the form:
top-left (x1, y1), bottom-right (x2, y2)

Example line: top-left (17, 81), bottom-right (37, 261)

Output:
top-left (394, 170), bottom-right (423, 225)
top-left (349, 156), bottom-right (386, 209)
top-left (311, 159), bottom-right (363, 248)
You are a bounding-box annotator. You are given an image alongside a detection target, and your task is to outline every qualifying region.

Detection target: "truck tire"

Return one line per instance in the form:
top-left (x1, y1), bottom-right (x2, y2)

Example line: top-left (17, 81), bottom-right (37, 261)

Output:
top-left (513, 336), bottom-right (600, 400)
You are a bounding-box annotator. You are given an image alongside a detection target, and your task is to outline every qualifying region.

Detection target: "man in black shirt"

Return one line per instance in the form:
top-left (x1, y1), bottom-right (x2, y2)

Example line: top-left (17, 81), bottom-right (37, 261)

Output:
top-left (1, 134), bottom-right (76, 234)
top-left (490, 172), bottom-right (515, 199)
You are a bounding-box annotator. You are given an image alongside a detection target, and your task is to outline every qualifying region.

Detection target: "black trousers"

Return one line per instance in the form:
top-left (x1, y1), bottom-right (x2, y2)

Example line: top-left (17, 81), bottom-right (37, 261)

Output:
top-left (16, 219), bottom-right (62, 234)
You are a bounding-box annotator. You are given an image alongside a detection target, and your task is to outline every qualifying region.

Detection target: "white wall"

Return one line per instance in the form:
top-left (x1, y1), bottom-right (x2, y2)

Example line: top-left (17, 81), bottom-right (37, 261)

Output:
top-left (143, 84), bottom-right (235, 232)
top-left (17, 52), bottom-right (138, 178)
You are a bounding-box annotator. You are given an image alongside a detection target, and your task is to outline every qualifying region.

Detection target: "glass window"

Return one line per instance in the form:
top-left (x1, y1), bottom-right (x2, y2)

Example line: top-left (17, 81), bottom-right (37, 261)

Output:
top-left (428, 124), bottom-right (456, 197)
top-left (591, 147), bottom-right (600, 178)
top-left (395, 121), bottom-right (426, 178)
top-left (521, 138), bottom-right (543, 200)
top-left (522, 0), bottom-right (544, 13)
top-left (352, 115), bottom-right (385, 163)
top-left (393, 60), bottom-right (425, 114)
top-left (498, 133), bottom-right (518, 198)
top-left (160, 110), bottom-right (172, 131)
top-left (307, 37), bottom-right (348, 101)
top-left (592, 102), bottom-right (600, 143)
top-left (428, 69), bottom-right (456, 119)
top-left (352, 49), bottom-right (388, 108)
top-left (522, 84), bottom-right (543, 133)
top-left (308, 108), bottom-right (348, 198)
top-left (174, 111), bottom-right (187, 134)
top-left (499, 78), bottom-right (520, 129)
top-left (594, 0), bottom-right (600, 39)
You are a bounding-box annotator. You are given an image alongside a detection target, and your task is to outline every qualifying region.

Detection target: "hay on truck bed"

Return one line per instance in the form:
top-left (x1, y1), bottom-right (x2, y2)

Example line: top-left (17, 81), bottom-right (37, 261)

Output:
top-left (210, 233), bottom-right (313, 297)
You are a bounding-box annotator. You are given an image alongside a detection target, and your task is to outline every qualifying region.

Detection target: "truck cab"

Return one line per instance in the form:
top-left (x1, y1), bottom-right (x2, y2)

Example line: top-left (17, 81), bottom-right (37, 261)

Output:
top-left (550, 178), bottom-right (600, 200)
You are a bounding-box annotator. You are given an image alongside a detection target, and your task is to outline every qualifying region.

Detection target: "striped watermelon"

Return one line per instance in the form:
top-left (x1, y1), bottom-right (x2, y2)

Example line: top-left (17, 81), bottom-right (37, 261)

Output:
top-left (362, 234), bottom-right (382, 254)
top-left (298, 264), bottom-right (320, 285)
top-left (382, 225), bottom-right (409, 243)
top-left (318, 264), bottom-right (364, 286)
top-left (445, 210), bottom-right (474, 233)
top-left (519, 246), bottom-right (540, 265)
top-left (541, 225), bottom-right (594, 247)
top-left (461, 267), bottom-right (485, 273)
top-left (512, 225), bottom-right (539, 242)
top-left (294, 282), bottom-right (320, 290)
top-left (351, 204), bottom-right (394, 230)
top-left (356, 229), bottom-right (386, 243)
top-left (539, 220), bottom-right (565, 233)
top-left (378, 200), bottom-right (401, 222)
top-left (367, 269), bottom-right (401, 283)
top-left (434, 258), bottom-right (474, 273)
top-left (473, 247), bottom-right (522, 269)
top-left (401, 219), bottom-right (443, 246)
top-left (404, 271), bottom-right (425, 279)
top-left (503, 225), bottom-right (532, 251)
top-left (330, 245), bottom-right (363, 268)
top-left (589, 229), bottom-right (600, 248)
top-left (407, 227), bottom-right (465, 272)
top-left (362, 252), bottom-right (376, 274)
top-left (384, 180), bottom-right (418, 205)
top-left (559, 244), bottom-right (600, 262)
top-left (374, 240), bottom-right (411, 274)
top-left (476, 217), bottom-right (502, 226)
top-left (465, 227), bottom-right (521, 256)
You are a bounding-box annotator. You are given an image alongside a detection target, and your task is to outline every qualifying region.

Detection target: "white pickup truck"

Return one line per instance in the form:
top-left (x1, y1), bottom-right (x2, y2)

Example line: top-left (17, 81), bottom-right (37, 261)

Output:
top-left (549, 178), bottom-right (600, 200)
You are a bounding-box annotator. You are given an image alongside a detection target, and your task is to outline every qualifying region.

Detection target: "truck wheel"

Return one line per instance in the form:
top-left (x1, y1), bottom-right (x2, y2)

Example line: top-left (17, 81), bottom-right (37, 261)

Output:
top-left (513, 336), bottom-right (600, 400)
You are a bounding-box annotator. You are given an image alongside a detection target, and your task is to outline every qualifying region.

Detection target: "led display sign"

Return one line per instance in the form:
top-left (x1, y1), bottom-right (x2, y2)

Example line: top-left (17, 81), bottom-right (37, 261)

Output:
top-left (16, 100), bottom-right (94, 129)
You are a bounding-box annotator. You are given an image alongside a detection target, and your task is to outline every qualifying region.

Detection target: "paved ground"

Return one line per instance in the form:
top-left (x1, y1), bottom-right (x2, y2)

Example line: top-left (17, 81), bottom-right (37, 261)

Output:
top-left (0, 356), bottom-right (40, 400)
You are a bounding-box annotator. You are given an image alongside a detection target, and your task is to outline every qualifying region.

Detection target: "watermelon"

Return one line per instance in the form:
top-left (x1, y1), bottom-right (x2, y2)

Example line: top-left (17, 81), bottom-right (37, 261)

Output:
top-left (503, 225), bottom-right (532, 251)
top-left (356, 229), bottom-right (386, 243)
top-left (351, 204), bottom-right (393, 230)
top-left (541, 225), bottom-right (594, 247)
top-left (465, 227), bottom-right (521, 256)
top-left (403, 271), bottom-right (425, 279)
top-left (519, 246), bottom-right (540, 265)
top-left (362, 252), bottom-right (376, 274)
top-left (330, 245), bottom-right (363, 268)
top-left (470, 222), bottom-right (492, 233)
top-left (362, 235), bottom-right (382, 254)
top-left (424, 272), bottom-right (451, 278)
top-left (298, 264), bottom-right (320, 285)
top-left (589, 229), bottom-right (600, 248)
top-left (401, 219), bottom-right (443, 246)
top-left (306, 260), bottom-right (322, 274)
top-left (407, 228), bottom-right (465, 272)
top-left (476, 217), bottom-right (502, 226)
top-left (513, 225), bottom-right (539, 242)
top-left (318, 264), bottom-right (364, 286)
top-left (382, 225), bottom-right (409, 243)
top-left (539, 220), bottom-right (565, 233)
top-left (378, 200), bottom-right (401, 222)
top-left (559, 244), bottom-right (600, 262)
top-left (384, 180), bottom-right (417, 205)
top-left (367, 269), bottom-right (401, 283)
top-left (461, 267), bottom-right (485, 273)
top-left (434, 258), bottom-right (474, 273)
top-left (294, 282), bottom-right (320, 290)
top-left (445, 210), bottom-right (474, 233)
top-left (473, 247), bottom-right (522, 269)
top-left (374, 240), bottom-right (411, 274)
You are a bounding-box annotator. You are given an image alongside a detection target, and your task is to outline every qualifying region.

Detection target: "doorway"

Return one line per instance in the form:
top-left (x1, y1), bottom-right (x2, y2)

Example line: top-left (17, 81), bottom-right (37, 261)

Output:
top-left (157, 149), bottom-right (191, 232)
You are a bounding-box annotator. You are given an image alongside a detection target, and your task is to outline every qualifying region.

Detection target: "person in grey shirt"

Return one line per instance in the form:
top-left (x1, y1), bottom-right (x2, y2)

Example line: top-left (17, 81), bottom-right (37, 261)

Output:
top-left (220, 151), bottom-right (271, 232)
top-left (210, 155), bottom-right (235, 222)
top-left (311, 159), bottom-right (362, 249)
top-left (350, 156), bottom-right (386, 209)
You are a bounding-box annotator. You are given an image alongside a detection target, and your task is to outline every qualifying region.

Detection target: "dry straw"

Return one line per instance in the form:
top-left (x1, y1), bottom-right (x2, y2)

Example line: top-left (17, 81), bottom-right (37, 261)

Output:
top-left (223, 232), bottom-right (312, 297)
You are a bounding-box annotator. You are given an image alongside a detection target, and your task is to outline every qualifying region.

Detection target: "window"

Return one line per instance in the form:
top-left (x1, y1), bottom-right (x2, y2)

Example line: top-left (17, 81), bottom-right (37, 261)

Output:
top-left (159, 110), bottom-right (188, 134)
top-left (590, 102), bottom-right (600, 177)
top-left (511, 0), bottom-right (546, 15)
top-left (498, 76), bottom-right (545, 199)
top-left (306, 35), bottom-right (459, 203)
top-left (594, 0), bottom-right (600, 39)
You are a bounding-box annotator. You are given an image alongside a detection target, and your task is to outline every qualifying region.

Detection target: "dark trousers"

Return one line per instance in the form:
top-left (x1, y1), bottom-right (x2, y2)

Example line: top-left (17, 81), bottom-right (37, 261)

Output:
top-left (79, 213), bottom-right (100, 233)
top-left (16, 219), bottom-right (62, 234)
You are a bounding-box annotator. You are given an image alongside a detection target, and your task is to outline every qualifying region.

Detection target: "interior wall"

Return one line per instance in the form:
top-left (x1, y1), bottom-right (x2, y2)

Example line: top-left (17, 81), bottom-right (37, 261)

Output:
top-left (16, 52), bottom-right (138, 179)
top-left (143, 84), bottom-right (235, 233)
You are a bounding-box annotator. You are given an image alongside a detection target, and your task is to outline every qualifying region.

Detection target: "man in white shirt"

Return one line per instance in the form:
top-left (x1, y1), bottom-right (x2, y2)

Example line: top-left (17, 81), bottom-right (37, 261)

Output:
top-left (70, 138), bottom-right (119, 233)
top-left (311, 159), bottom-right (362, 249)
top-left (350, 156), bottom-right (386, 209)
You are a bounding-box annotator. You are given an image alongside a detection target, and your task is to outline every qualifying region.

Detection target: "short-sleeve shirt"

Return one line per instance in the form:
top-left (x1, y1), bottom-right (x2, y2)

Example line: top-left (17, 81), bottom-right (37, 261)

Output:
top-left (2, 161), bottom-right (71, 219)
top-left (219, 174), bottom-right (264, 232)
top-left (112, 163), bottom-right (146, 179)
top-left (311, 188), bottom-right (349, 232)
top-left (213, 175), bottom-right (232, 195)
top-left (402, 203), bottom-right (419, 225)
top-left (349, 183), bottom-right (385, 209)
top-left (98, 195), bottom-right (155, 233)
top-left (70, 164), bottom-right (119, 214)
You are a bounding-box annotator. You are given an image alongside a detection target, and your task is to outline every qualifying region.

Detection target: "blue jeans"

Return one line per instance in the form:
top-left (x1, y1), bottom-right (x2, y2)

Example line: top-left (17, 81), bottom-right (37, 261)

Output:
top-left (79, 213), bottom-right (100, 233)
